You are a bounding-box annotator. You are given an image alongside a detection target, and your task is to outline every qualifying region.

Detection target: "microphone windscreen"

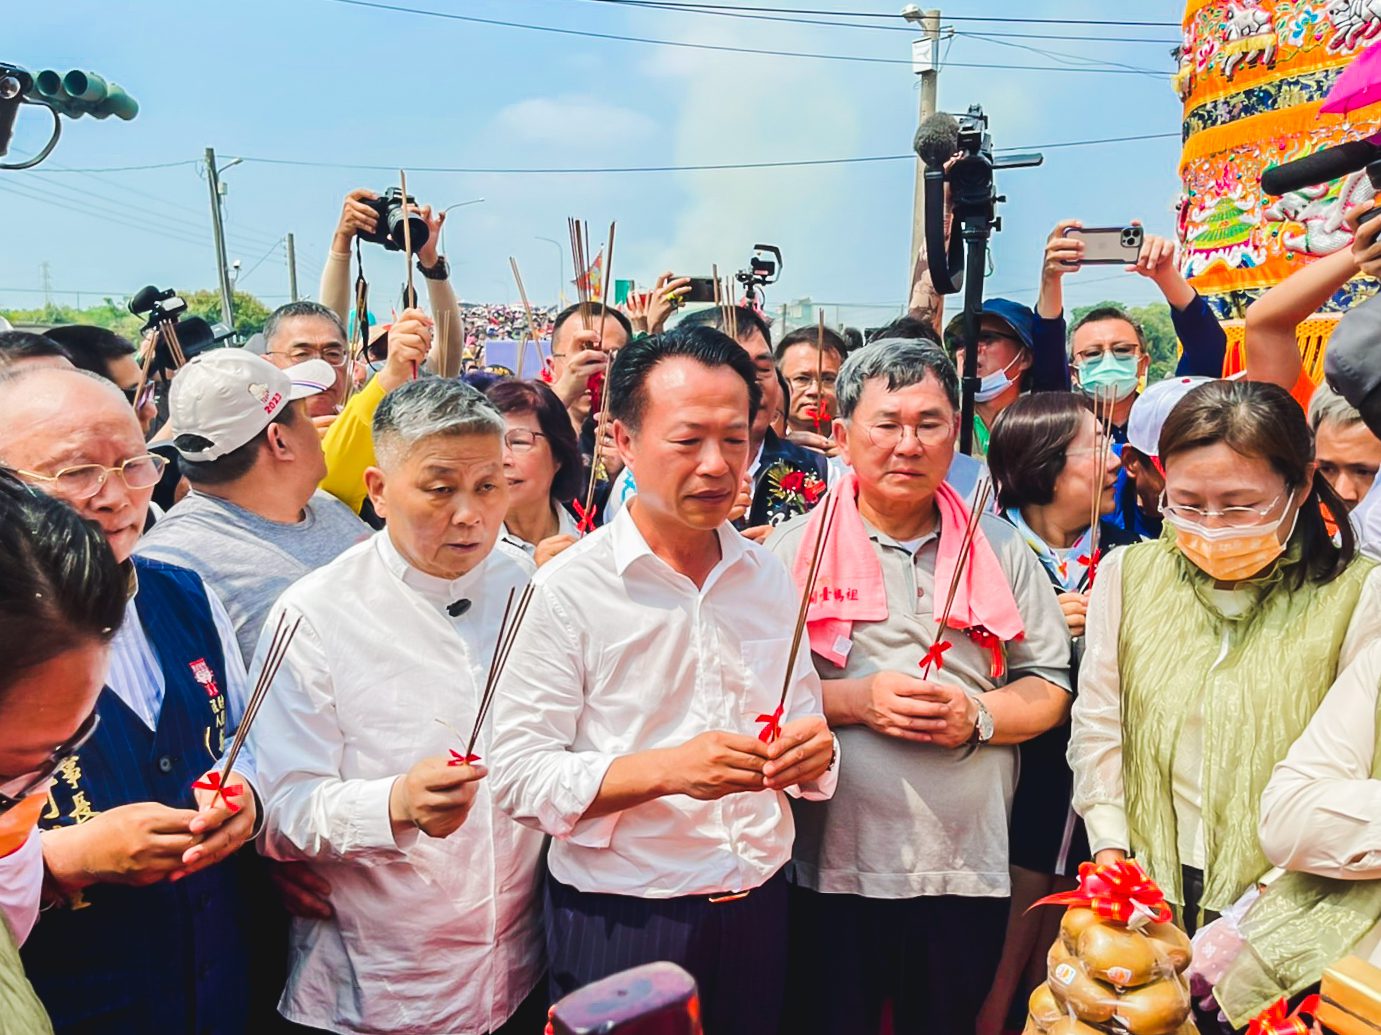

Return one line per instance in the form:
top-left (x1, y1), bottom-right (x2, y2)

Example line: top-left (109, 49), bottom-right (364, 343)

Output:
top-left (1261, 139), bottom-right (1381, 196)
top-left (915, 112), bottom-right (960, 169)
top-left (129, 285), bottom-right (161, 315)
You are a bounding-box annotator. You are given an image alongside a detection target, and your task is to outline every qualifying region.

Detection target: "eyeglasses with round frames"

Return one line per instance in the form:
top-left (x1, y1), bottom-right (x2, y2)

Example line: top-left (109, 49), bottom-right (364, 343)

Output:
top-left (862, 420), bottom-right (954, 450)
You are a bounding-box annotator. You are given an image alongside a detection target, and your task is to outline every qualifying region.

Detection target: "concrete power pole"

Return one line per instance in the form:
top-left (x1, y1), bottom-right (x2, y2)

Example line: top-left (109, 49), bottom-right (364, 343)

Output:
top-left (286, 233), bottom-right (299, 301)
top-left (204, 147), bottom-right (236, 332)
top-left (905, 8), bottom-right (942, 314)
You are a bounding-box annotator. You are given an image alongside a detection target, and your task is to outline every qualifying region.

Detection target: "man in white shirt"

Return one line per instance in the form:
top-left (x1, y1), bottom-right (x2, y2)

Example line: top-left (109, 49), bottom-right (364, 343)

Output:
top-left (249, 377), bottom-right (545, 1035)
top-left (491, 327), bottom-right (838, 1035)
top-left (0, 366), bottom-right (258, 1034)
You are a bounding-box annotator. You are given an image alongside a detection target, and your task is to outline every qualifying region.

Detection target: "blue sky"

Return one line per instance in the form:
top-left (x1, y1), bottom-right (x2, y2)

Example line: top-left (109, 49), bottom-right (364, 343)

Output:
top-left (5, 0), bottom-right (1185, 330)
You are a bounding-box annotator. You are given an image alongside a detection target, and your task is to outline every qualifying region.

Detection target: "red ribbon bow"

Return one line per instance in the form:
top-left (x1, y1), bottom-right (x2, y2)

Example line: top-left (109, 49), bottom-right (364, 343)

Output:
top-left (804, 406), bottom-right (831, 433)
top-left (448, 749), bottom-right (480, 767)
top-left (586, 371), bottom-right (605, 416)
top-left (756, 704), bottom-right (784, 743)
top-left (966, 627), bottom-right (1007, 680)
top-left (573, 498), bottom-right (598, 534)
top-left (191, 771), bottom-right (243, 813)
top-left (1247, 995), bottom-right (1319, 1035)
top-left (802, 477), bottom-right (826, 506)
top-left (919, 639), bottom-right (952, 675)
top-left (1032, 859), bottom-right (1173, 925)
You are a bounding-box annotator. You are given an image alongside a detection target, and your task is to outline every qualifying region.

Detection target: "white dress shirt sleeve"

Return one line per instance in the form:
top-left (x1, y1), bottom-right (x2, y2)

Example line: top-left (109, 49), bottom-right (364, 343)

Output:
top-left (207, 585), bottom-right (256, 785)
top-left (490, 588), bottom-right (623, 845)
top-left (1259, 641), bottom-right (1381, 877)
top-left (251, 609), bottom-right (415, 863)
top-left (781, 635), bottom-right (838, 802)
top-left (1068, 547), bottom-right (1130, 854)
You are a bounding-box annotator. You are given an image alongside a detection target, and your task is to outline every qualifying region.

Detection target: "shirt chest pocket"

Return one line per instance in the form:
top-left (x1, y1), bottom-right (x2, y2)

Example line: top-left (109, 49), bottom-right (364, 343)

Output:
top-left (736, 637), bottom-right (792, 720)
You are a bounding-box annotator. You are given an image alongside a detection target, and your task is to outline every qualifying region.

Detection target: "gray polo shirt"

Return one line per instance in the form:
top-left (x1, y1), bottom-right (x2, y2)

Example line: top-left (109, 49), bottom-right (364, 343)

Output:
top-left (766, 508), bottom-right (1071, 899)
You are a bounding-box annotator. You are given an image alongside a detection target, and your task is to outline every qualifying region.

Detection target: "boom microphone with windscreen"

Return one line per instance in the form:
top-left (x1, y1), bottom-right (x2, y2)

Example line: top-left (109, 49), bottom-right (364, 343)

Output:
top-left (914, 111), bottom-right (960, 169)
top-left (1261, 138), bottom-right (1381, 196)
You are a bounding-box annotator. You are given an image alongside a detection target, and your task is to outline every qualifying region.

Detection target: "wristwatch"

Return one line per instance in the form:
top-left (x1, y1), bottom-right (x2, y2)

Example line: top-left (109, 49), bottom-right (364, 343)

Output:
top-left (417, 255), bottom-right (450, 280)
top-left (969, 697), bottom-right (995, 745)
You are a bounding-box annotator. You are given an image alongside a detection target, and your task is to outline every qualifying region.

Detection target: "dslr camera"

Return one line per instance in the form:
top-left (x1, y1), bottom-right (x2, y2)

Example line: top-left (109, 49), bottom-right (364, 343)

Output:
top-left (129, 286), bottom-right (231, 378)
top-left (358, 187), bottom-right (430, 254)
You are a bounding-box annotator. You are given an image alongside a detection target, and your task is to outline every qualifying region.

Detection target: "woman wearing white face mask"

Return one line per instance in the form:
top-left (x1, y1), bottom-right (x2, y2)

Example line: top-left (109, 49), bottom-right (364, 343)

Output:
top-left (1069, 380), bottom-right (1380, 949)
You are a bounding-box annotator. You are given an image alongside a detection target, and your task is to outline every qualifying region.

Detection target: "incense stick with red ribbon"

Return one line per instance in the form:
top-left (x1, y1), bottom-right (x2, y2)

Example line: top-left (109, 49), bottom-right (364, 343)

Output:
top-left (758, 495), bottom-right (839, 742)
top-left (195, 610), bottom-right (301, 812)
top-left (575, 223), bottom-right (617, 537)
top-left (1246, 995), bottom-right (1319, 1035)
top-left (1085, 386), bottom-right (1117, 588)
top-left (446, 585), bottom-right (535, 766)
top-left (399, 170), bottom-right (419, 381)
top-left (809, 308), bottom-right (829, 434)
top-left (919, 479), bottom-right (993, 679)
top-left (1032, 858), bottom-right (1173, 927)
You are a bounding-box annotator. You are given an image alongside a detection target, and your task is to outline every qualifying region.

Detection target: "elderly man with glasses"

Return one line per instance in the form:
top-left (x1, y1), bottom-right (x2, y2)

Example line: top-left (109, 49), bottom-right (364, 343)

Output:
top-left (0, 366), bottom-right (259, 1035)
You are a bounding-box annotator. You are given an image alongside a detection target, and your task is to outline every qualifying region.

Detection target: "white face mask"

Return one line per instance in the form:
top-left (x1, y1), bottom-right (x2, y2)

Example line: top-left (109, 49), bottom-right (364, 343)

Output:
top-left (974, 354), bottom-right (1023, 403)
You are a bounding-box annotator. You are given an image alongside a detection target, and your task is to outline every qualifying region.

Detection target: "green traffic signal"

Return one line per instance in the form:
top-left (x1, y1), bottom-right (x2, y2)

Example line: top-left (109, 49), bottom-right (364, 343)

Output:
top-left (32, 68), bottom-right (137, 120)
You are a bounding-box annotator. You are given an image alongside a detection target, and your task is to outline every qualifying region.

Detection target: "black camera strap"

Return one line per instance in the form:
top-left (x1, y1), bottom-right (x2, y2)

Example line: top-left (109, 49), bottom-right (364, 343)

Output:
top-left (353, 237), bottom-right (370, 366)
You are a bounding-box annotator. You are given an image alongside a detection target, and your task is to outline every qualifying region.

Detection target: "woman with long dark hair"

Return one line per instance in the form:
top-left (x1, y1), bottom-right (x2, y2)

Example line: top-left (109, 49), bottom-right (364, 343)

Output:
top-left (1070, 380), bottom-right (1377, 943)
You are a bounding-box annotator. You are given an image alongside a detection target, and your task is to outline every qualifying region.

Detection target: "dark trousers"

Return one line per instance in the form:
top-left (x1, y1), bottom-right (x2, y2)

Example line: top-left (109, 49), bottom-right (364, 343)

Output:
top-left (782, 884), bottom-right (1010, 1035)
top-left (545, 870), bottom-right (789, 1035)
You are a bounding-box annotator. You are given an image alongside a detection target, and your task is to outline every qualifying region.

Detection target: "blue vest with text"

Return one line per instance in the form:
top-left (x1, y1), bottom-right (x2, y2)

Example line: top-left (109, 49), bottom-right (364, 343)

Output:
top-left (21, 557), bottom-right (250, 1035)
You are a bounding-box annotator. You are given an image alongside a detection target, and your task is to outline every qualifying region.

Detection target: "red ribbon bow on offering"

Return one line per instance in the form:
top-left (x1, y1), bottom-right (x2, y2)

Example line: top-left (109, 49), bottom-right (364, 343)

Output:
top-left (448, 749), bottom-right (480, 767)
top-left (191, 772), bottom-right (243, 813)
top-left (573, 498), bottom-right (598, 534)
top-left (756, 704), bottom-right (784, 743)
top-left (586, 371), bottom-right (605, 416)
top-left (919, 639), bottom-right (952, 675)
top-left (804, 406), bottom-right (831, 433)
top-left (966, 627), bottom-right (1007, 680)
top-left (802, 477), bottom-right (826, 506)
top-left (1247, 995), bottom-right (1319, 1035)
top-left (1032, 859), bottom-right (1173, 926)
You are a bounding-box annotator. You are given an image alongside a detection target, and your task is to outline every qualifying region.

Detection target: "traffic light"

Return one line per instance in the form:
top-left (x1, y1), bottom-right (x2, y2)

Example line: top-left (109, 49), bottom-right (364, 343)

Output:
top-left (33, 68), bottom-right (138, 120)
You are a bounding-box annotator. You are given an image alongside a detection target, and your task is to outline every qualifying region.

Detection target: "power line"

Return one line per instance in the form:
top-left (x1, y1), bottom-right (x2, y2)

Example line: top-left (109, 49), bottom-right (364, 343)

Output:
top-left (317, 0), bottom-right (1169, 73)
top-left (542, 1), bottom-right (1178, 27)
top-left (28, 159), bottom-right (201, 174)
top-left (0, 285), bottom-right (292, 301)
top-left (228, 131), bottom-right (1180, 175)
top-left (955, 32), bottom-right (1168, 76)
top-left (0, 179), bottom-right (212, 251)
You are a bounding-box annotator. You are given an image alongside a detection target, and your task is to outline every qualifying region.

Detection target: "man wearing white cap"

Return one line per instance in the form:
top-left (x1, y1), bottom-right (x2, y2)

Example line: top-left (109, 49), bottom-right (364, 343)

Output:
top-left (138, 349), bottom-right (371, 665)
top-left (1120, 375), bottom-right (1214, 540)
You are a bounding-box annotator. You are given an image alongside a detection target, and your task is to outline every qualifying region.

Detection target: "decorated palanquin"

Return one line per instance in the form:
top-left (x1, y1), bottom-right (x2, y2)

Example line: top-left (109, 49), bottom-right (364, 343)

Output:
top-left (1177, 0), bottom-right (1381, 378)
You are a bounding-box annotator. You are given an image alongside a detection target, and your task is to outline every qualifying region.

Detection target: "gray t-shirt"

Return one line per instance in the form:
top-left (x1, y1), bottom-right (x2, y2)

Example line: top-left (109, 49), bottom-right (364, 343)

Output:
top-left (766, 508), bottom-right (1071, 899)
top-left (137, 489), bottom-right (372, 664)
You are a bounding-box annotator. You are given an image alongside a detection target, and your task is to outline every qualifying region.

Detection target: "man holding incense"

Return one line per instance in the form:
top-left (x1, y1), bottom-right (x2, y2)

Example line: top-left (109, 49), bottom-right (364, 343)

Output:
top-left (249, 378), bottom-right (545, 1035)
top-left (765, 339), bottom-right (1071, 1035)
top-left (0, 366), bottom-right (258, 1034)
top-left (491, 327), bottom-right (838, 1035)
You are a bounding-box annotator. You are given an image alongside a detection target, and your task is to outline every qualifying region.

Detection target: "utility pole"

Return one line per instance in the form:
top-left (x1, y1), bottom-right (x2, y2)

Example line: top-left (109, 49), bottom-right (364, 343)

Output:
top-left (904, 8), bottom-right (942, 313)
top-left (286, 233), bottom-right (299, 301)
top-left (39, 261), bottom-right (53, 308)
top-left (204, 147), bottom-right (236, 332)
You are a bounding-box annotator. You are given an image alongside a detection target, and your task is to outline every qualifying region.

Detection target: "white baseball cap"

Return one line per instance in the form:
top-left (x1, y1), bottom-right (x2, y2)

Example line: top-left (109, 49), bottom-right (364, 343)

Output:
top-left (169, 348), bottom-right (335, 461)
top-left (1125, 376), bottom-right (1215, 457)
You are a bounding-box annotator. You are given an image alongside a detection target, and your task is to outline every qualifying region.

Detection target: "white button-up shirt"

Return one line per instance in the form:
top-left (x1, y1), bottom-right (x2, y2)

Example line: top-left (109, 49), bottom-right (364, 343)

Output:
top-left (490, 504), bottom-right (837, 900)
top-left (250, 532), bottom-right (544, 1035)
top-left (0, 834), bottom-right (42, 945)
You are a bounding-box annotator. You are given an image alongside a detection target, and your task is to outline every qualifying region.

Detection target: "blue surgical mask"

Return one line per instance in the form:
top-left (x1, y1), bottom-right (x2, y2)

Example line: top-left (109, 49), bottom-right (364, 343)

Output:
top-left (974, 355), bottom-right (1023, 403)
top-left (1077, 353), bottom-right (1141, 401)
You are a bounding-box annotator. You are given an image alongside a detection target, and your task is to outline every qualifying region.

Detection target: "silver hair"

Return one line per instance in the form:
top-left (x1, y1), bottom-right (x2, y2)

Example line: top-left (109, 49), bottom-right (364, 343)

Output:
top-left (834, 337), bottom-right (959, 420)
top-left (262, 301), bottom-right (347, 348)
top-left (1309, 382), bottom-right (1364, 433)
top-left (371, 377), bottom-right (505, 468)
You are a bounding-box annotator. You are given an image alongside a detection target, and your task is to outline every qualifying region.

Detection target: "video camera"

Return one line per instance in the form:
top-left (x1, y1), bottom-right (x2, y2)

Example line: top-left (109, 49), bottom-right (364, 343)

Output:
top-left (129, 286), bottom-right (231, 379)
top-left (358, 187), bottom-right (430, 254)
top-left (0, 62), bottom-right (138, 170)
top-left (735, 244), bottom-right (783, 308)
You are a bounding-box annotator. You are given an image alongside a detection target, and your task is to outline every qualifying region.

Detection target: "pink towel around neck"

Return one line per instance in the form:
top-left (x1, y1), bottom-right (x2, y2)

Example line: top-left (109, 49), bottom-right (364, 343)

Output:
top-left (792, 473), bottom-right (1024, 667)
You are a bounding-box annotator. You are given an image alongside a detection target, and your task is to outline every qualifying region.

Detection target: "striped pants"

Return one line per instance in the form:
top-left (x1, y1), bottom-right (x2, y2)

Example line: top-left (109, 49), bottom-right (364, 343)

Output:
top-left (545, 869), bottom-right (788, 1035)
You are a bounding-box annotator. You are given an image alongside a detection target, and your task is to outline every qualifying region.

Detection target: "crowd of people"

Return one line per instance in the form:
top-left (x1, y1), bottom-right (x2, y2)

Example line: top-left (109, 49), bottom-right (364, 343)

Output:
top-left (4, 183), bottom-right (1381, 1035)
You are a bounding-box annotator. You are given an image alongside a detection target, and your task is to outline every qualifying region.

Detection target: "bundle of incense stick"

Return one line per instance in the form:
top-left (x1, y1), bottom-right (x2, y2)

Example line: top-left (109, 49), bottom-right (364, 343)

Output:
top-left (341, 239), bottom-right (370, 408)
top-left (399, 170), bottom-right (419, 379)
top-left (204, 611), bottom-right (302, 809)
top-left (567, 218), bottom-right (593, 332)
top-left (919, 478), bottom-right (994, 679)
top-left (1085, 386), bottom-right (1118, 583)
top-left (760, 493), bottom-right (840, 743)
top-left (457, 584), bottom-right (536, 763)
top-left (510, 256), bottom-right (540, 379)
top-left (711, 265), bottom-right (739, 341)
top-left (579, 223), bottom-right (618, 526)
top-left (812, 309), bottom-right (827, 433)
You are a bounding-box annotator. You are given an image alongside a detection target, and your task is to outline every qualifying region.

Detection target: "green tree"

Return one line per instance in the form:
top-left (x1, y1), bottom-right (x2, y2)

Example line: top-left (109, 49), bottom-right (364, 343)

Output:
top-left (2, 289), bottom-right (274, 342)
top-left (183, 290), bottom-right (273, 339)
top-left (1070, 300), bottom-right (1180, 383)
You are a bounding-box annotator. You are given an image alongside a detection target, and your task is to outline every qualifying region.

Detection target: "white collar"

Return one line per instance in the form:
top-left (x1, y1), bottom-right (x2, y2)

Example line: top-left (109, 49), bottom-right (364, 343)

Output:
top-left (609, 501), bottom-right (756, 579)
top-left (374, 530), bottom-right (495, 608)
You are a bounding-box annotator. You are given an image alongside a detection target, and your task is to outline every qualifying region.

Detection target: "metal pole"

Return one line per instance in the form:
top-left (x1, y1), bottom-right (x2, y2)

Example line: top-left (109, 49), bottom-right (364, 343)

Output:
top-left (205, 147), bottom-right (236, 332)
top-left (286, 233), bottom-right (299, 301)
top-left (906, 9), bottom-right (942, 310)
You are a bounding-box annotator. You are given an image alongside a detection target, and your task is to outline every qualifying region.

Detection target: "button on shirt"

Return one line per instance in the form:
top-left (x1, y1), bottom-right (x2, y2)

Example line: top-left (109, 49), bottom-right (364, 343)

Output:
top-left (250, 532), bottom-right (544, 1035)
top-left (766, 509), bottom-right (1071, 899)
top-left (490, 505), bottom-right (838, 900)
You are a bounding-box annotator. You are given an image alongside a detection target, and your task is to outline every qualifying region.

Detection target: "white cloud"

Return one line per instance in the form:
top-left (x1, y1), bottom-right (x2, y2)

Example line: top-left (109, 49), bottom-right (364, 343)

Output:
top-left (490, 95), bottom-right (659, 149)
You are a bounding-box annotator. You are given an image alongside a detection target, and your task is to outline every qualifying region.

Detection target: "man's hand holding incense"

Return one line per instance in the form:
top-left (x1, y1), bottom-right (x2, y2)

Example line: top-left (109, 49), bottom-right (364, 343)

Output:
top-left (762, 716), bottom-right (834, 791)
top-left (172, 769), bottom-right (257, 880)
top-left (552, 330), bottom-right (609, 413)
top-left (906, 680), bottom-right (981, 749)
top-left (1058, 591), bottom-right (1090, 638)
top-left (376, 309), bottom-right (433, 393)
top-left (785, 427), bottom-right (839, 458)
top-left (390, 757), bottom-right (486, 839)
top-left (41, 802), bottom-right (201, 893)
top-left (854, 671), bottom-right (954, 744)
top-left (666, 731), bottom-right (771, 801)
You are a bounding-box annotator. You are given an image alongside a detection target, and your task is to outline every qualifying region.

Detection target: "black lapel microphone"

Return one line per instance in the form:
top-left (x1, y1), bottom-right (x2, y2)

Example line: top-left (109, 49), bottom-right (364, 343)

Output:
top-left (446, 599), bottom-right (471, 618)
